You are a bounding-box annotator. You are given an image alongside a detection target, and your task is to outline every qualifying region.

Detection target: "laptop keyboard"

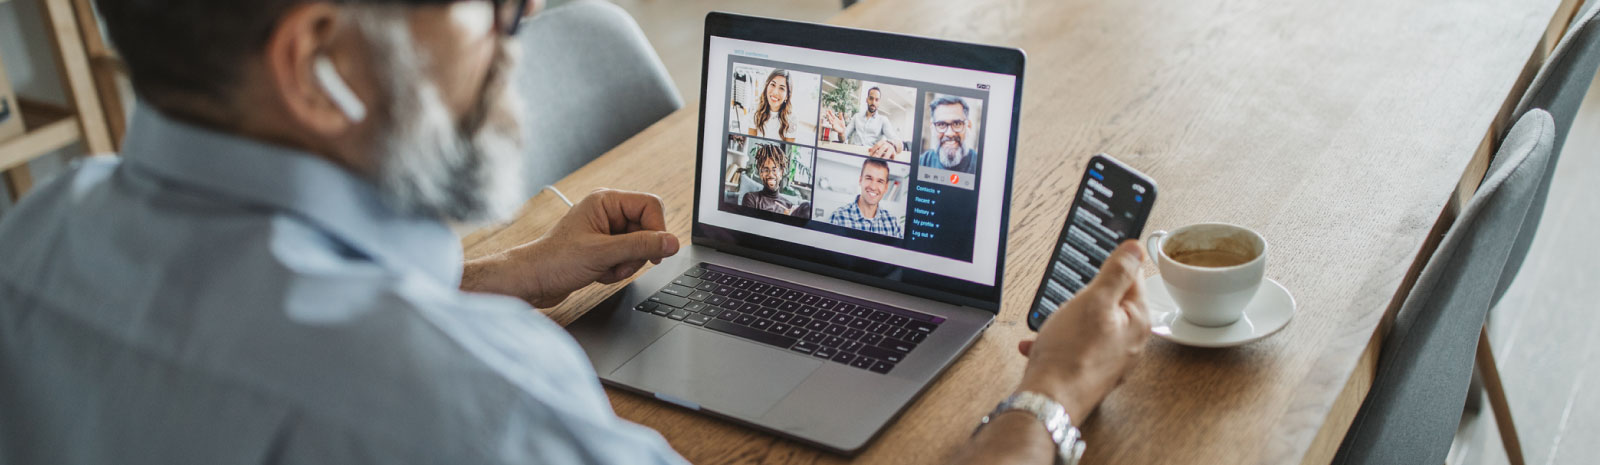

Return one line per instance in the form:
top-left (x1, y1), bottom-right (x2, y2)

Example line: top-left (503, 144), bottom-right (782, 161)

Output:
top-left (632, 263), bottom-right (944, 375)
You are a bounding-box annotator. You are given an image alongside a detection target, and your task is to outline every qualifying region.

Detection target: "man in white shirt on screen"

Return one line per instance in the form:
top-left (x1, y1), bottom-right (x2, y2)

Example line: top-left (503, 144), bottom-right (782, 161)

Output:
top-left (824, 86), bottom-right (902, 159)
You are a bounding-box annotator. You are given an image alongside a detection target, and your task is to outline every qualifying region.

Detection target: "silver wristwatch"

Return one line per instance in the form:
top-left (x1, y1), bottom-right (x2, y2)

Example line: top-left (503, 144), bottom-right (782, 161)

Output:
top-left (975, 391), bottom-right (1086, 465)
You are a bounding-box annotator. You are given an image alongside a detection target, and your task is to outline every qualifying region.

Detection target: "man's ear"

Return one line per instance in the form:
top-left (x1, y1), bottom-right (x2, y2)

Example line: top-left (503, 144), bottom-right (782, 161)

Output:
top-left (263, 3), bottom-right (369, 138)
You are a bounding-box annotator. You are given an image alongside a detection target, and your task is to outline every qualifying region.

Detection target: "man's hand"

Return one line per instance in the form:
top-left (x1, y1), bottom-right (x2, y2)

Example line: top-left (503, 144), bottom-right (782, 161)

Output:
top-left (462, 189), bottom-right (681, 308)
top-left (823, 109), bottom-right (845, 132)
top-left (867, 139), bottom-right (899, 159)
top-left (1016, 241), bottom-right (1151, 421)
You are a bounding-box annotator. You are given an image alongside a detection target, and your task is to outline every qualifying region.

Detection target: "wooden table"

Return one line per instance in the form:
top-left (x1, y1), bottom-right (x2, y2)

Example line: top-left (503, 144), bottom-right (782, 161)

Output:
top-left (464, 0), bottom-right (1579, 462)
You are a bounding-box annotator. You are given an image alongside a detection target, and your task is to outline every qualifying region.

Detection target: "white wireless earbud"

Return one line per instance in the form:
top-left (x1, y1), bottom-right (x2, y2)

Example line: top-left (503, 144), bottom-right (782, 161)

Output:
top-left (313, 55), bottom-right (367, 123)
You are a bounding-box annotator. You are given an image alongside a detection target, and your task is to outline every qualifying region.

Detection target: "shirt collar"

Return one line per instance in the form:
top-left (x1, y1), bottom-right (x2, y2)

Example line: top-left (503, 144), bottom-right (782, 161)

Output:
top-left (120, 107), bottom-right (464, 287)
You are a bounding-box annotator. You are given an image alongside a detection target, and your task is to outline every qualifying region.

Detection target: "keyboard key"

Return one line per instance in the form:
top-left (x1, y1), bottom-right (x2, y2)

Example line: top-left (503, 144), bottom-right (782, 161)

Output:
top-left (888, 315), bottom-right (910, 326)
top-left (688, 291), bottom-right (712, 301)
top-left (705, 295), bottom-right (729, 306)
top-left (705, 319), bottom-right (796, 348)
top-left (870, 361), bottom-right (895, 374)
top-left (717, 275), bottom-right (739, 286)
top-left (749, 282), bottom-right (770, 292)
top-left (837, 303), bottom-right (858, 314)
top-left (886, 327), bottom-right (909, 339)
top-left (755, 307), bottom-right (777, 318)
top-left (879, 339), bottom-right (916, 354)
top-left (661, 284), bottom-right (694, 297)
top-left (772, 312), bottom-right (794, 323)
top-left (735, 314), bottom-right (756, 326)
top-left (761, 296), bottom-right (784, 307)
top-left (848, 318), bottom-right (871, 330)
top-left (843, 328), bottom-right (865, 340)
top-left (648, 293), bottom-right (690, 309)
top-left (831, 352), bottom-right (857, 364)
top-left (733, 278), bottom-right (753, 289)
top-left (816, 310), bottom-right (838, 321)
top-left (779, 302), bottom-right (801, 312)
top-left (717, 310), bottom-right (740, 321)
top-left (668, 309), bottom-right (690, 321)
top-left (701, 271), bottom-right (724, 282)
top-left (696, 282), bottom-right (717, 292)
top-left (906, 321), bottom-right (939, 334)
top-left (850, 357), bottom-right (875, 370)
top-left (713, 285), bottom-right (734, 295)
top-left (818, 299), bottom-right (839, 310)
top-left (841, 340), bottom-right (864, 353)
top-left (729, 289), bottom-right (752, 300)
top-left (683, 267), bottom-right (705, 278)
top-left (868, 311), bottom-right (890, 322)
top-left (763, 287), bottom-right (786, 297)
top-left (824, 324), bottom-right (846, 336)
top-left (651, 305), bottom-right (673, 317)
top-left (700, 308), bottom-right (724, 318)
top-left (685, 313), bottom-right (711, 326)
top-left (796, 306), bottom-right (818, 317)
top-left (831, 314), bottom-right (853, 325)
top-left (634, 302), bottom-right (658, 313)
top-left (799, 295), bottom-right (821, 305)
top-left (781, 290), bottom-right (804, 301)
top-left (868, 322), bottom-right (891, 334)
top-left (857, 345), bottom-right (905, 363)
top-left (851, 307), bottom-right (873, 319)
top-left (822, 336), bottom-right (844, 348)
top-left (791, 341), bottom-right (819, 355)
top-left (751, 319), bottom-right (772, 331)
top-left (684, 302), bottom-right (708, 313)
top-left (806, 320), bottom-right (829, 331)
top-left (672, 276), bottom-right (702, 288)
top-left (791, 316), bottom-right (812, 327)
top-left (785, 327), bottom-right (808, 339)
top-left (814, 346), bottom-right (837, 359)
top-left (907, 331), bottom-right (928, 343)
top-left (770, 323), bottom-right (792, 334)
top-left (803, 332), bottom-right (826, 343)
top-left (738, 303), bottom-right (760, 313)
top-left (861, 333), bottom-right (884, 345)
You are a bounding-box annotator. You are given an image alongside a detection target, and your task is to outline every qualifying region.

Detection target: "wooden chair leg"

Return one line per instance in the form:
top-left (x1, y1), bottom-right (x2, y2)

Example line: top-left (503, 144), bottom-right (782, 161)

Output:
top-left (1477, 325), bottom-right (1526, 465)
top-left (4, 166), bottom-right (33, 200)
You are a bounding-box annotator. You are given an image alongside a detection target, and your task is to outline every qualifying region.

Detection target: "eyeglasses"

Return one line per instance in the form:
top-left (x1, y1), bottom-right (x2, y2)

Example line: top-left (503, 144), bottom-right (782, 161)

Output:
top-left (933, 119), bottom-right (969, 133)
top-left (488, 0), bottom-right (531, 36)
top-left (757, 166), bottom-right (784, 175)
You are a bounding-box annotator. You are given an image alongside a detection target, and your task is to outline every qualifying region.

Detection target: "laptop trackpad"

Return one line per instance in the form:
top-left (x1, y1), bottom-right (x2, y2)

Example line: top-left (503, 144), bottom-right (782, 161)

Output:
top-left (610, 326), bottom-right (821, 419)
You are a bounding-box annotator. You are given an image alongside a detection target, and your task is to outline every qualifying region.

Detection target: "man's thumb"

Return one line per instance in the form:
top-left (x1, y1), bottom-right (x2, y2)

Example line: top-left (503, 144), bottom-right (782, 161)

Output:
top-left (597, 231), bottom-right (680, 265)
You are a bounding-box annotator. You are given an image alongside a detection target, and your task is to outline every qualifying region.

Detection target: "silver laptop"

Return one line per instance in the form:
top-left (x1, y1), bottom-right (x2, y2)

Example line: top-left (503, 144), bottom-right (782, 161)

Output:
top-left (567, 12), bottom-right (1026, 454)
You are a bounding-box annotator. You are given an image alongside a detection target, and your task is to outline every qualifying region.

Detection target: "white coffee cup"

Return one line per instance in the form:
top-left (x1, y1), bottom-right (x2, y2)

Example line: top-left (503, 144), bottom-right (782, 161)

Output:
top-left (1145, 223), bottom-right (1268, 327)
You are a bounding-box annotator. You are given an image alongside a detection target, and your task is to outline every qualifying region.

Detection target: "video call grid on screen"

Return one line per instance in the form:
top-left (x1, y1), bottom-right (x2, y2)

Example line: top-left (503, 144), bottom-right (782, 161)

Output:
top-left (699, 37), bottom-right (1016, 285)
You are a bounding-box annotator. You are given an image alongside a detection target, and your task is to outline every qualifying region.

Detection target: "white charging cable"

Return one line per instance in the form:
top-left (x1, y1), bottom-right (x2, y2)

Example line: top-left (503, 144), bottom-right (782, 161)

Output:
top-left (543, 185), bottom-right (574, 208)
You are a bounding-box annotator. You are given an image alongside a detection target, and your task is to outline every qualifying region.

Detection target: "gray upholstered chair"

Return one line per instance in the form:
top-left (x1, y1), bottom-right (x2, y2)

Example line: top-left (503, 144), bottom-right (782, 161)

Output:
top-left (1498, 3), bottom-right (1600, 301)
top-left (1331, 110), bottom-right (1555, 465)
top-left (515, 0), bottom-right (683, 195)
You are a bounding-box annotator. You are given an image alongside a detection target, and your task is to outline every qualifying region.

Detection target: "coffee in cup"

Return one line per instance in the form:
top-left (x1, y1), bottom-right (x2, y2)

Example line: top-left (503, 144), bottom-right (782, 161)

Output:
top-left (1145, 223), bottom-right (1268, 327)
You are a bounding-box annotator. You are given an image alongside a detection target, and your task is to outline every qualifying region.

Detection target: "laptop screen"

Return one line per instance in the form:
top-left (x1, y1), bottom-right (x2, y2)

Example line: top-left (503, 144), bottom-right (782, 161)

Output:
top-left (694, 20), bottom-right (1022, 306)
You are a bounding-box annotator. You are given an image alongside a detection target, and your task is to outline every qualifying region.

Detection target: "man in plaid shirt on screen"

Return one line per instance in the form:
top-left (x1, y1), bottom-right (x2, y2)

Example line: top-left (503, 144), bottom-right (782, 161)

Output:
top-left (829, 158), bottom-right (903, 237)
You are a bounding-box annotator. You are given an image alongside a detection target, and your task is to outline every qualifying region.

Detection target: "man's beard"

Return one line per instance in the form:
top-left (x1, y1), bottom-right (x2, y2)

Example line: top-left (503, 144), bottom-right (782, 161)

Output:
top-left (938, 136), bottom-right (965, 167)
top-left (866, 103), bottom-right (876, 115)
top-left (358, 10), bottom-right (527, 225)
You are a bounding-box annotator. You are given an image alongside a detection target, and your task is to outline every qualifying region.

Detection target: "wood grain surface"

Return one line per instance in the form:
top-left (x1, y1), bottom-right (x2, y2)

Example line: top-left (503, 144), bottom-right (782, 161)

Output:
top-left (463, 0), bottom-right (1569, 463)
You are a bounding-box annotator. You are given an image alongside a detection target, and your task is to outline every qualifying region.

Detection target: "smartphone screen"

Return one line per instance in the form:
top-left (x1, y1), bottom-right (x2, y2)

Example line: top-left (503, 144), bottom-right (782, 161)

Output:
top-left (1028, 154), bottom-right (1158, 331)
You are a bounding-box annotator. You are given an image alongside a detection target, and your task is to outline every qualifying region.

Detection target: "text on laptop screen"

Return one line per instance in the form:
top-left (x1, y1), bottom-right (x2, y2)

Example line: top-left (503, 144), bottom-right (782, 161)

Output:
top-left (699, 37), bottom-right (1017, 286)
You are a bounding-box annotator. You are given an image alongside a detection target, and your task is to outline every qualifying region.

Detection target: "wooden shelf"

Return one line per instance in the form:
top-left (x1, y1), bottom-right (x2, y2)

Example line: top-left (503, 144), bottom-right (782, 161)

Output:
top-left (0, 99), bottom-right (83, 171)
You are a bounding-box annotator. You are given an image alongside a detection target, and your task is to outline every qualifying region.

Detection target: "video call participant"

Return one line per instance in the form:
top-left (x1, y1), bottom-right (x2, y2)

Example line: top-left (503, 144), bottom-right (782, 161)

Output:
top-left (823, 87), bottom-right (901, 158)
top-left (740, 144), bottom-right (800, 215)
top-left (829, 158), bottom-right (903, 237)
top-left (919, 95), bottom-right (979, 174)
top-left (746, 69), bottom-right (795, 142)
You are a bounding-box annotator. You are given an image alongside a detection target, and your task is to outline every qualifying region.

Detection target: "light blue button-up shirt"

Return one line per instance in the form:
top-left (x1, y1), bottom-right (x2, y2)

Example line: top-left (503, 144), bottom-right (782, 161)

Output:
top-left (0, 109), bottom-right (687, 464)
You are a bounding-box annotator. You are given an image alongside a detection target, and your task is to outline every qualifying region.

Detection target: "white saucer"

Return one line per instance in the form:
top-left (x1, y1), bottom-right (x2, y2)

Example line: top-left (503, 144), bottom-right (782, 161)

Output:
top-left (1145, 275), bottom-right (1296, 348)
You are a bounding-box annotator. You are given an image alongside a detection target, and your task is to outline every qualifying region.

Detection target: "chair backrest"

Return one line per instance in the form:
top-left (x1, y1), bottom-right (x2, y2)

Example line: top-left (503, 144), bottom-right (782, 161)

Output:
top-left (1332, 110), bottom-right (1555, 465)
top-left (514, 0), bottom-right (683, 194)
top-left (1498, 4), bottom-right (1600, 302)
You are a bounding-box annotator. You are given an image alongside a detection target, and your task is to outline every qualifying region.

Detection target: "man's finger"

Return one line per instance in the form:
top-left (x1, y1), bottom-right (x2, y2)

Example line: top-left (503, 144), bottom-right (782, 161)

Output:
top-left (595, 231), bottom-right (680, 267)
top-left (596, 190), bottom-right (668, 234)
top-left (1017, 339), bottom-right (1034, 357)
top-left (1083, 241), bottom-right (1146, 297)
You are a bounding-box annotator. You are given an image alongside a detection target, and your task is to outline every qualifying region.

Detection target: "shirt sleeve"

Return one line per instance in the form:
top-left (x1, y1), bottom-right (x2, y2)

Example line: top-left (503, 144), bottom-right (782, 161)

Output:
top-left (881, 115), bottom-right (901, 144)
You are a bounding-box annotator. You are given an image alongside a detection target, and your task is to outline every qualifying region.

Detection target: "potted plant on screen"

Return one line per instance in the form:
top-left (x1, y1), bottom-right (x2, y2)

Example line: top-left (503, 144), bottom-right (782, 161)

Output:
top-left (820, 79), bottom-right (860, 143)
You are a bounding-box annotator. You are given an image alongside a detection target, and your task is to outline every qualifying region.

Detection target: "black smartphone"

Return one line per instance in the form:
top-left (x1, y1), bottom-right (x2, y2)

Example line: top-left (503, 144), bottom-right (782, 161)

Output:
top-left (1028, 154), bottom-right (1158, 331)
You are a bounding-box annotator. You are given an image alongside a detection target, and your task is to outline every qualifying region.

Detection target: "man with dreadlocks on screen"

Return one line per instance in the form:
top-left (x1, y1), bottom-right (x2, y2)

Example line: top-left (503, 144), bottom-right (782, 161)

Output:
top-left (740, 143), bottom-right (800, 215)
